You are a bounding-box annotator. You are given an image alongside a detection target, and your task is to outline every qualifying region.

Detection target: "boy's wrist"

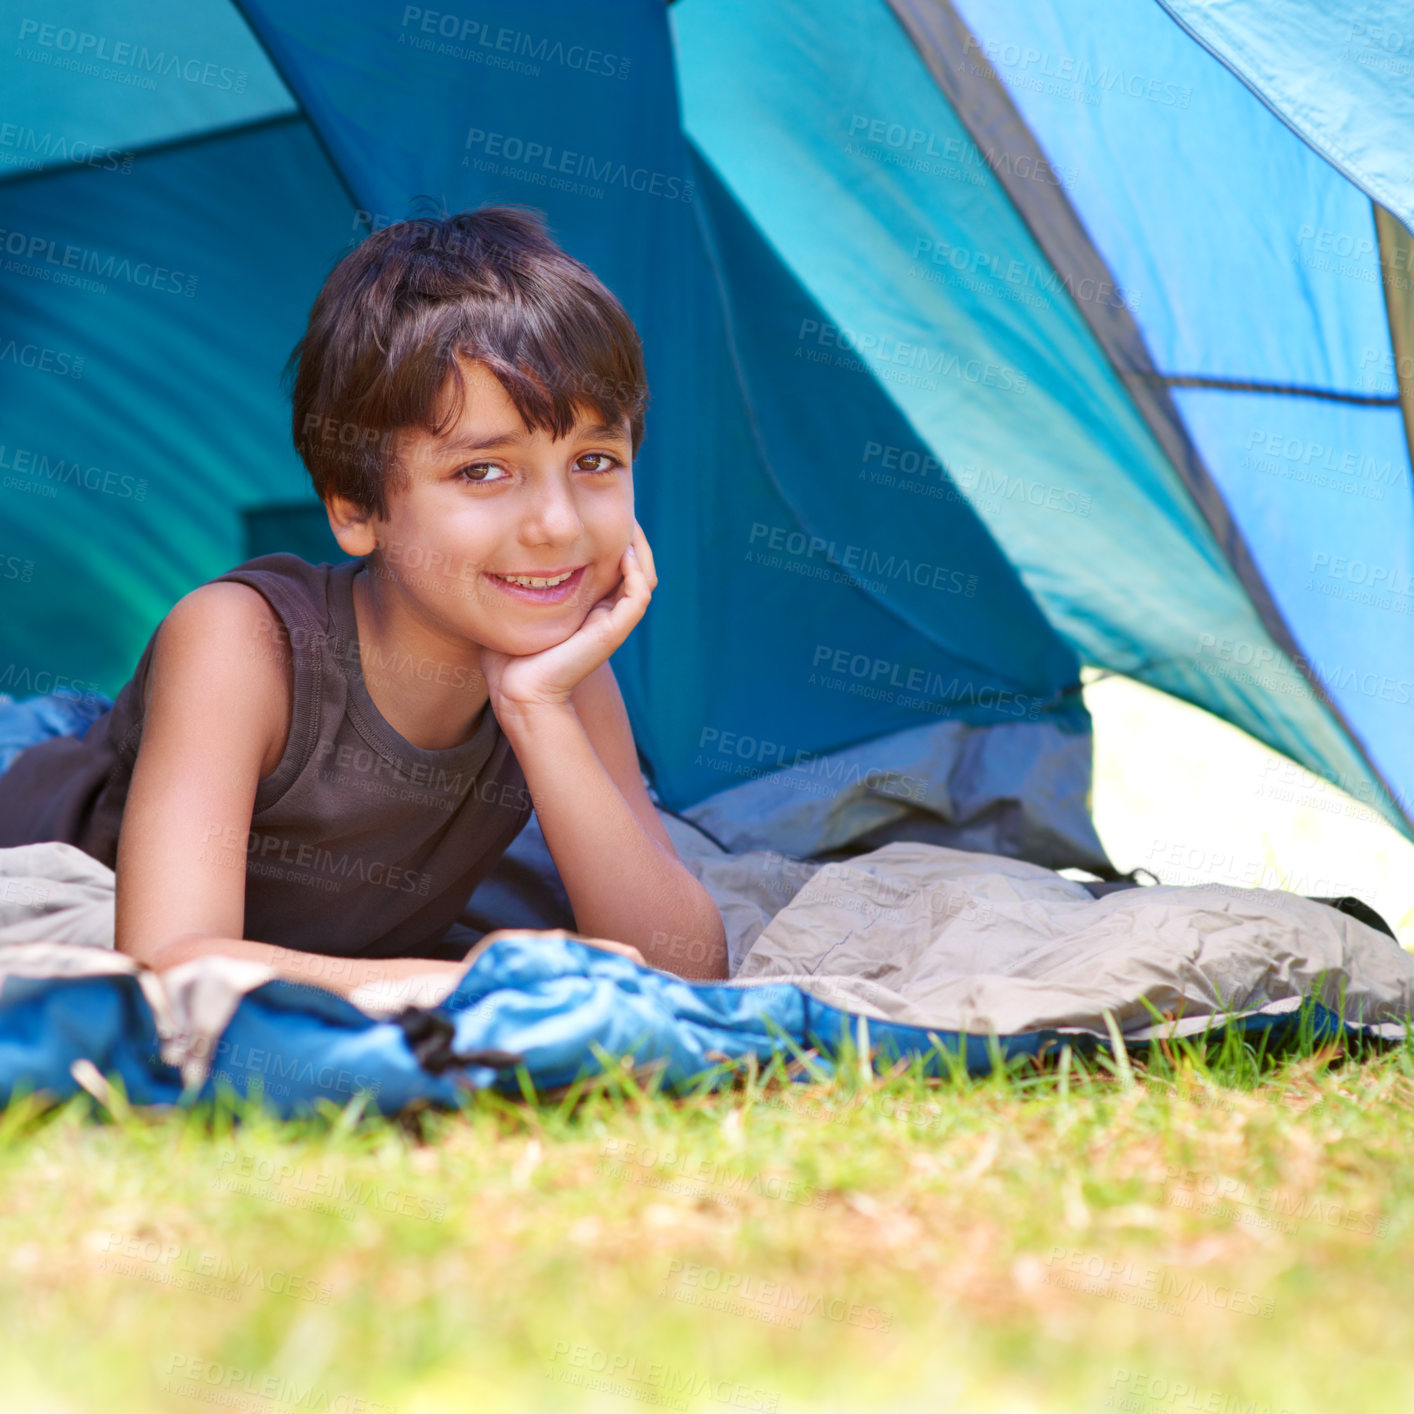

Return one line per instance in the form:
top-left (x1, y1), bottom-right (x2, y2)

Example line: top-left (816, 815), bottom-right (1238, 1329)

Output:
top-left (493, 696), bottom-right (581, 741)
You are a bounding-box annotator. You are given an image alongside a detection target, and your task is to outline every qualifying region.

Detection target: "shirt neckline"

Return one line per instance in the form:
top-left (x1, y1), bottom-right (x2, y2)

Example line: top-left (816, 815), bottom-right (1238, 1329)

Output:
top-left (327, 557), bottom-right (499, 774)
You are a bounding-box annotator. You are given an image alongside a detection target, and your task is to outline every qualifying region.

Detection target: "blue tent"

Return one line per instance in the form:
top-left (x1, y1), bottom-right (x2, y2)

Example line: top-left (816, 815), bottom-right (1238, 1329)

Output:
top-left (5, 0), bottom-right (1414, 864)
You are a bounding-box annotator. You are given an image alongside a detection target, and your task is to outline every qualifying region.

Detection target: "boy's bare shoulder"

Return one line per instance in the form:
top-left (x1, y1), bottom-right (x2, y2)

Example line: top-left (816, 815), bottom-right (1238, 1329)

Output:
top-left (144, 581), bottom-right (294, 777)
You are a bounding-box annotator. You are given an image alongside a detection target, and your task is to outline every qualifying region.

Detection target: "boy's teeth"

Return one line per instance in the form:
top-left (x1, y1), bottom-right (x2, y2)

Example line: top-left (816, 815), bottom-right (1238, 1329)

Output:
top-left (497, 570), bottom-right (574, 588)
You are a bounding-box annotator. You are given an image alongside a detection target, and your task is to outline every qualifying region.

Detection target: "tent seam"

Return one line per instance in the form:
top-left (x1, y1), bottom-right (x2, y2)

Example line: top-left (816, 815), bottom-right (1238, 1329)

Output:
top-left (225, 0), bottom-right (370, 218)
top-left (1152, 0), bottom-right (1414, 233)
top-left (0, 110), bottom-right (303, 190)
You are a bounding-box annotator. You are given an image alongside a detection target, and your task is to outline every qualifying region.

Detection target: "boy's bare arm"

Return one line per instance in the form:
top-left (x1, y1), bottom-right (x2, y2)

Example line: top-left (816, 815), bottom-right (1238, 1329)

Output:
top-left (113, 585), bottom-right (647, 999)
top-left (479, 528), bottom-right (727, 980)
top-left (115, 582), bottom-right (285, 965)
top-left (150, 930), bottom-right (644, 1004)
top-left (143, 932), bottom-right (465, 999)
top-left (500, 664), bottom-right (728, 980)
top-left (112, 584), bottom-right (464, 996)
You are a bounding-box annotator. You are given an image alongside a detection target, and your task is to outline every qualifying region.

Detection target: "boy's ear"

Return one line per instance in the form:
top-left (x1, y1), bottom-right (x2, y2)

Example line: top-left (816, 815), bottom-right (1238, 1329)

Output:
top-left (324, 494), bottom-right (378, 559)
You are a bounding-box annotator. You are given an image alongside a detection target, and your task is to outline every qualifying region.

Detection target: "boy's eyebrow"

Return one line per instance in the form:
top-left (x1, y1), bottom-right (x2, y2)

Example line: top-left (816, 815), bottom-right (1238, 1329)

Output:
top-left (442, 419), bottom-right (631, 453)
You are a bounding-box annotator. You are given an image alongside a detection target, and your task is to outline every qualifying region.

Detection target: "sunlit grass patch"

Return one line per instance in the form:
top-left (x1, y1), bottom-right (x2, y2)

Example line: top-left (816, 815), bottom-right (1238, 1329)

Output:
top-left (2, 1007), bottom-right (1412, 1413)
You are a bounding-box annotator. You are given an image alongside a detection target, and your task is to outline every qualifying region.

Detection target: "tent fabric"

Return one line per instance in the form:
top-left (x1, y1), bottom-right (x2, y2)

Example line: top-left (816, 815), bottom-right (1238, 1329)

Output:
top-left (1154, 0), bottom-right (1414, 237)
top-left (5, 0), bottom-right (1414, 842)
top-left (679, 715), bottom-right (1107, 870)
top-left (6, 1), bottom-right (1414, 1107)
top-left (883, 0), bottom-right (1336, 724)
top-left (935, 0), bottom-right (1414, 825)
top-left (672, 0), bottom-right (1411, 833)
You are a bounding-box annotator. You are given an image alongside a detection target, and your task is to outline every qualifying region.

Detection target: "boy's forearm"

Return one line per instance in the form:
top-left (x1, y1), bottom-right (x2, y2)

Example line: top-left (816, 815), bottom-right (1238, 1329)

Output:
top-left (129, 932), bottom-right (461, 1001)
top-left (501, 703), bottom-right (728, 979)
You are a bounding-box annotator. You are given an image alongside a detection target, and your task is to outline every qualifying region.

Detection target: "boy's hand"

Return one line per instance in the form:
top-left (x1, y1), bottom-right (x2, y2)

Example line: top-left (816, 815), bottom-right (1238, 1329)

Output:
top-left (470, 928), bottom-right (647, 968)
top-left (479, 521), bottom-right (657, 717)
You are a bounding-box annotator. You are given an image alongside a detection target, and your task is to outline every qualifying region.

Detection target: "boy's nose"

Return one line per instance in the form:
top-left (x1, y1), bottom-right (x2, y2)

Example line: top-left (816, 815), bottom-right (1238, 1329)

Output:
top-left (519, 482), bottom-right (584, 545)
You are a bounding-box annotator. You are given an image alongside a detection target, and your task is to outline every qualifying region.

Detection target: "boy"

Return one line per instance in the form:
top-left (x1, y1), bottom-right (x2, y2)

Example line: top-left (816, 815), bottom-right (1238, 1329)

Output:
top-left (0, 205), bottom-right (728, 992)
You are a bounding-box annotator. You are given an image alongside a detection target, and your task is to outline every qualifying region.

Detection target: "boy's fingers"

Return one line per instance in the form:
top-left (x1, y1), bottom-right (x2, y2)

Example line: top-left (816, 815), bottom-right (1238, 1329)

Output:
top-left (590, 593), bottom-right (645, 656)
top-left (573, 935), bottom-right (647, 966)
top-left (625, 543), bottom-right (655, 598)
top-left (631, 523), bottom-right (658, 588)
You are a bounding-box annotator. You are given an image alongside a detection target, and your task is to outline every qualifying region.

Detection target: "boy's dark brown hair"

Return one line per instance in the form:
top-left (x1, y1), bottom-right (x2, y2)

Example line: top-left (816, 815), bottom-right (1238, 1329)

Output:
top-left (284, 203), bottom-right (649, 519)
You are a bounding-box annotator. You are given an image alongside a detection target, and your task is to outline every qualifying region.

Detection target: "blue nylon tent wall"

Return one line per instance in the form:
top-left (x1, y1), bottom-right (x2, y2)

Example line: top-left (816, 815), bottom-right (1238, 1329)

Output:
top-left (2, 0), bottom-right (1412, 851)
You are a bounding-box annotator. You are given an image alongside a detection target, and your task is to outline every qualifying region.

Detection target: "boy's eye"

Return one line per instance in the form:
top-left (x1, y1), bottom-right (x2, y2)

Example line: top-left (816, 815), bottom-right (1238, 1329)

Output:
top-left (577, 452), bottom-right (622, 474)
top-left (454, 453), bottom-right (622, 483)
top-left (455, 462), bottom-right (508, 485)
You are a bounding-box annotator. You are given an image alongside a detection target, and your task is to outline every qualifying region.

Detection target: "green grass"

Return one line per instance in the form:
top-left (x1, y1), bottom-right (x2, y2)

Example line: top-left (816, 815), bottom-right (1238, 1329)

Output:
top-left (3, 1019), bottom-right (1413, 1414)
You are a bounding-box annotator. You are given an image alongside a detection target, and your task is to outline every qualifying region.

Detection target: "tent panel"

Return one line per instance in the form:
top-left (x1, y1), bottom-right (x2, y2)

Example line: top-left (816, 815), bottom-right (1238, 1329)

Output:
top-left (0, 0), bottom-right (294, 184)
top-left (884, 0), bottom-right (1321, 735)
top-left (689, 145), bottom-right (1082, 697)
top-left (1156, 0), bottom-right (1414, 237)
top-left (0, 117), bottom-right (357, 696)
top-left (950, 0), bottom-right (1397, 396)
top-left (1174, 388), bottom-right (1414, 815)
top-left (671, 0), bottom-right (1391, 830)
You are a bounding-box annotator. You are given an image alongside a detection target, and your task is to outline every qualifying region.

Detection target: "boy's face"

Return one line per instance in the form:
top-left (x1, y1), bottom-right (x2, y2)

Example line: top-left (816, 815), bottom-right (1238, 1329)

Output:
top-left (361, 356), bottom-right (636, 657)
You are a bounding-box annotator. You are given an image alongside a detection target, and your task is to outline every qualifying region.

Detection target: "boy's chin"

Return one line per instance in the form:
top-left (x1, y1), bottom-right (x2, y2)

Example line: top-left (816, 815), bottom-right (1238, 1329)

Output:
top-left (486, 620), bottom-right (584, 658)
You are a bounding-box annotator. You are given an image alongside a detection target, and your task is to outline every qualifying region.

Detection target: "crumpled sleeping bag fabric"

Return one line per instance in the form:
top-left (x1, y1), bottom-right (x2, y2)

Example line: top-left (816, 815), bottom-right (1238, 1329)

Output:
top-left (0, 830), bottom-right (1410, 1117)
top-left (1, 687), bottom-right (1410, 1116)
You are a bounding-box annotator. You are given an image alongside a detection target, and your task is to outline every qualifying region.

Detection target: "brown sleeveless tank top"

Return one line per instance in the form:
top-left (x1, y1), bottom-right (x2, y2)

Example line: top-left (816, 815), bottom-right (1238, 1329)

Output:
top-left (0, 554), bottom-right (533, 959)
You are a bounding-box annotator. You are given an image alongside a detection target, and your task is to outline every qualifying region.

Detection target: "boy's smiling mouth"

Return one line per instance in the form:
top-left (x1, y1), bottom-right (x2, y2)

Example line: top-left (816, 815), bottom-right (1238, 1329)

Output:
top-left (484, 564), bottom-right (589, 603)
